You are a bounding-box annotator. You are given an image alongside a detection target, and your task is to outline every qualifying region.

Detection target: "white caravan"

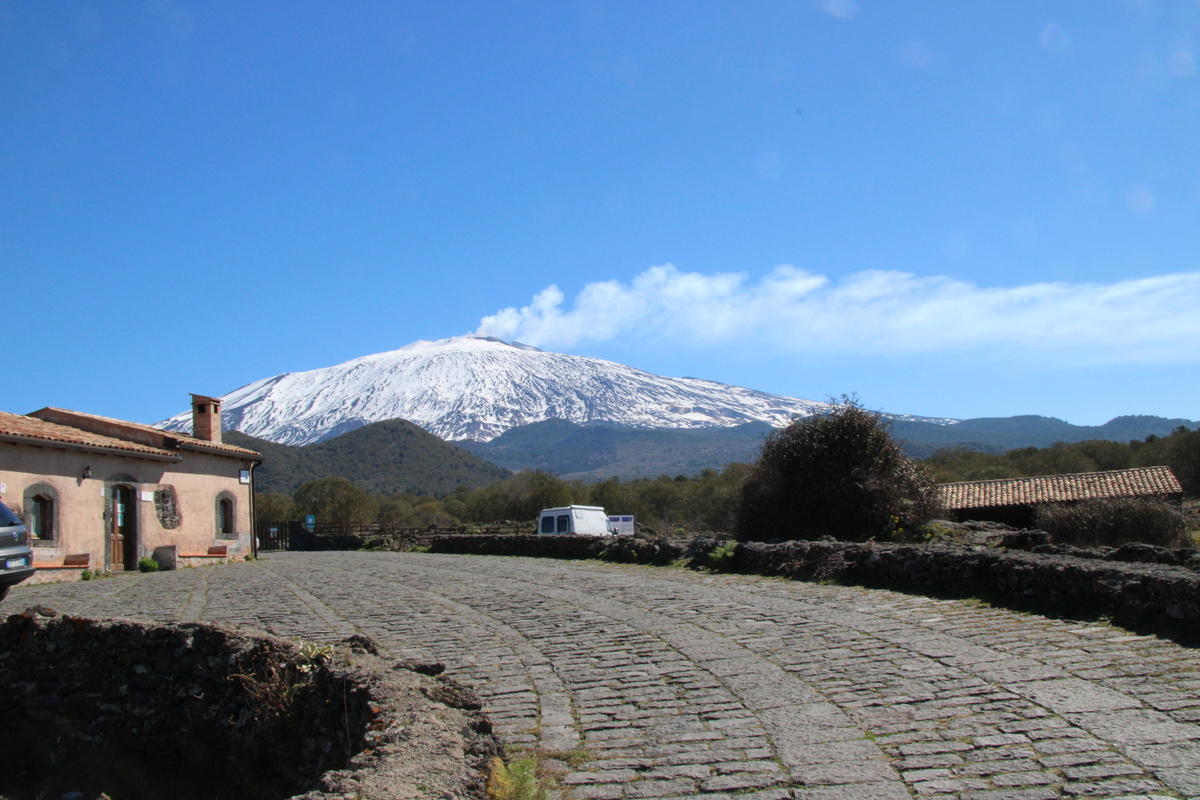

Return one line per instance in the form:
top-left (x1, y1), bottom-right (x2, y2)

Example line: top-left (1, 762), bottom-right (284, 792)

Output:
top-left (539, 506), bottom-right (616, 536)
top-left (607, 515), bottom-right (636, 536)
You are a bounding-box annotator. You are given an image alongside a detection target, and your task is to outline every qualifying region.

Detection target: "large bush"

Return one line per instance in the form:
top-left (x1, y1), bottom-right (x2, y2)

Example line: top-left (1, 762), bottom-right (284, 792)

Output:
top-left (1034, 496), bottom-right (1189, 549)
top-left (734, 397), bottom-right (941, 542)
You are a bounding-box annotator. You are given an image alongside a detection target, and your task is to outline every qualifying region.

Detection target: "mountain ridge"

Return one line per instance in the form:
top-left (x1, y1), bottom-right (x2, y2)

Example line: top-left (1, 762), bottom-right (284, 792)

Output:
top-left (158, 335), bottom-right (861, 444)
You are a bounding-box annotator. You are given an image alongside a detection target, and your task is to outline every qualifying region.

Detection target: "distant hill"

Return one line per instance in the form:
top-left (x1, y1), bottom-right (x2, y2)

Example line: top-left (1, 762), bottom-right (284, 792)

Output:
top-left (890, 414), bottom-right (1198, 455)
top-left (458, 419), bottom-right (775, 481)
top-left (459, 414), bottom-right (1200, 480)
top-left (227, 420), bottom-right (512, 496)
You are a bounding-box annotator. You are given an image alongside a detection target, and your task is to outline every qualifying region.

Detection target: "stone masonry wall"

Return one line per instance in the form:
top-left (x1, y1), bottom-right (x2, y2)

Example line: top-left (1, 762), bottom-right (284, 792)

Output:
top-left (423, 534), bottom-right (1200, 638)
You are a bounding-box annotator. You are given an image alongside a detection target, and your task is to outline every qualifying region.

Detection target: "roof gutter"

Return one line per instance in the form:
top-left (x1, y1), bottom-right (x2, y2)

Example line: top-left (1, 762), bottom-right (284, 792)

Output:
top-left (0, 433), bottom-right (182, 462)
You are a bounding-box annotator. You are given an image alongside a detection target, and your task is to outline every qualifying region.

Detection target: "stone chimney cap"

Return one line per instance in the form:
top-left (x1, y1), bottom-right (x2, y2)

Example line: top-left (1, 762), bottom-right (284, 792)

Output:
top-left (190, 394), bottom-right (223, 406)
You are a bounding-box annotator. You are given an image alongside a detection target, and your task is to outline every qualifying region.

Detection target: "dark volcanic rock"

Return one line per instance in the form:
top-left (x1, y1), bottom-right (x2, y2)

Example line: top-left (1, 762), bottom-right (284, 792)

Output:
top-left (425, 533), bottom-right (1200, 638)
top-left (0, 614), bottom-right (500, 800)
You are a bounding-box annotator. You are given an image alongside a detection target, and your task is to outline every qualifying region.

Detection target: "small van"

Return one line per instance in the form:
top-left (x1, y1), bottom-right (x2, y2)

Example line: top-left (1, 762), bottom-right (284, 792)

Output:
top-left (538, 506), bottom-right (616, 536)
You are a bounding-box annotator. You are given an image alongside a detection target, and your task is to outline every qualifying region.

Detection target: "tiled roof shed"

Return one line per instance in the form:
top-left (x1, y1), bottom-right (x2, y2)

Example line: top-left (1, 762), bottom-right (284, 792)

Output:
top-left (940, 466), bottom-right (1183, 517)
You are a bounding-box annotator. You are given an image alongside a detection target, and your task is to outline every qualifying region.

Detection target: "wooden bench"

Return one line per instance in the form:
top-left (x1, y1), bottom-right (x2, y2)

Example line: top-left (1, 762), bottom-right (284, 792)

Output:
top-left (179, 545), bottom-right (229, 559)
top-left (34, 553), bottom-right (90, 570)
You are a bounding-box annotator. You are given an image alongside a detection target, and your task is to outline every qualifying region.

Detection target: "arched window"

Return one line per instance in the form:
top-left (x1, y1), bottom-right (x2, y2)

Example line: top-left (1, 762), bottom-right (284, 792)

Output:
top-left (29, 496), bottom-right (52, 540)
top-left (22, 483), bottom-right (59, 543)
top-left (216, 492), bottom-right (237, 537)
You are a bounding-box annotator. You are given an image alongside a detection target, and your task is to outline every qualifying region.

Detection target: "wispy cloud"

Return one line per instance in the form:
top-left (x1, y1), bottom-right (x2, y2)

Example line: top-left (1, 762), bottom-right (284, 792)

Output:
top-left (818, 0), bottom-right (859, 20)
top-left (476, 264), bottom-right (1200, 365)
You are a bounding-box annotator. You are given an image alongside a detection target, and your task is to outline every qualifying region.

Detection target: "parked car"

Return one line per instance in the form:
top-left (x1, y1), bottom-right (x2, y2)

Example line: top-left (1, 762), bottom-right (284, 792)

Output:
top-left (0, 501), bottom-right (35, 600)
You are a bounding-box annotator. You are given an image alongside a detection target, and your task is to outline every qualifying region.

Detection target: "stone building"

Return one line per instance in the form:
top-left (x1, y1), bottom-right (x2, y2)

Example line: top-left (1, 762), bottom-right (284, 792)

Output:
top-left (939, 465), bottom-right (1184, 528)
top-left (0, 395), bottom-right (261, 582)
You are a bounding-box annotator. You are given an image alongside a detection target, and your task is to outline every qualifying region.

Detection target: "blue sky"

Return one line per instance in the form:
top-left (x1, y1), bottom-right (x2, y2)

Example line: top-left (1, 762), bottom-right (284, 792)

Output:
top-left (4, 1), bottom-right (1200, 429)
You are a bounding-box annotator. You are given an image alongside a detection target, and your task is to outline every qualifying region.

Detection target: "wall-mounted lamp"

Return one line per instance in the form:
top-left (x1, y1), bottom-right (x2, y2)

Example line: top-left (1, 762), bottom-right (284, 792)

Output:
top-left (82, 466), bottom-right (93, 480)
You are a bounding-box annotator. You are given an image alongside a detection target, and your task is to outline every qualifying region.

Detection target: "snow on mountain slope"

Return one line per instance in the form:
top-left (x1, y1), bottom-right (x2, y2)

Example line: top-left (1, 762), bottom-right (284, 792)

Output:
top-left (158, 335), bottom-right (840, 445)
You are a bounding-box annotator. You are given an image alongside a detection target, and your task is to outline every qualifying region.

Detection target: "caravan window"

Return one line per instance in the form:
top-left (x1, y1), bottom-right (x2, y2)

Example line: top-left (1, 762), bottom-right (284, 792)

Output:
top-left (540, 515), bottom-right (555, 533)
top-left (556, 514), bottom-right (570, 533)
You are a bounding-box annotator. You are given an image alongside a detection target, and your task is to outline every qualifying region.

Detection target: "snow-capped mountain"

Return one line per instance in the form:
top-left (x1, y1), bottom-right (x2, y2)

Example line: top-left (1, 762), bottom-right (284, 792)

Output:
top-left (158, 335), bottom-right (845, 445)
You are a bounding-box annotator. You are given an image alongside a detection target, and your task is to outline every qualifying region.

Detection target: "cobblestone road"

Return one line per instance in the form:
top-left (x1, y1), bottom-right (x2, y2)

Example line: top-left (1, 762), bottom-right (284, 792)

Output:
top-left (12, 552), bottom-right (1200, 799)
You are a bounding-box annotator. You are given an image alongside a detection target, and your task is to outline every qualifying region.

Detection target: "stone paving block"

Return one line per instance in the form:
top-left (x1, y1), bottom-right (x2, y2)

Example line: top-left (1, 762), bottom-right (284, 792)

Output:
top-left (1065, 708), bottom-right (1200, 746)
top-left (790, 758), bottom-right (899, 786)
top-left (1063, 763), bottom-right (1147, 780)
top-left (914, 777), bottom-right (991, 795)
top-left (957, 758), bottom-right (1042, 776)
top-left (792, 781), bottom-right (911, 800)
top-left (1155, 765), bottom-right (1200, 796)
top-left (1060, 778), bottom-right (1169, 795)
top-left (568, 784), bottom-right (625, 799)
top-left (624, 778), bottom-right (697, 797)
top-left (1009, 678), bottom-right (1143, 714)
top-left (701, 771), bottom-right (789, 791)
top-left (563, 769), bottom-right (641, 785)
top-left (713, 760), bottom-right (781, 774)
top-left (1034, 738), bottom-right (1115, 756)
top-left (1123, 740), bottom-right (1200, 768)
top-left (896, 753), bottom-right (967, 769)
top-left (776, 737), bottom-right (885, 767)
top-left (991, 771), bottom-right (1060, 787)
top-left (961, 788), bottom-right (1058, 800)
top-left (899, 740), bottom-right (978, 757)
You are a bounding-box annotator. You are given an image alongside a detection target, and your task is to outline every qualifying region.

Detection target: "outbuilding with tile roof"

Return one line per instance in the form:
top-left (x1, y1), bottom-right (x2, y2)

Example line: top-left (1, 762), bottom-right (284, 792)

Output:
top-left (0, 395), bottom-right (261, 582)
top-left (939, 466), bottom-right (1184, 527)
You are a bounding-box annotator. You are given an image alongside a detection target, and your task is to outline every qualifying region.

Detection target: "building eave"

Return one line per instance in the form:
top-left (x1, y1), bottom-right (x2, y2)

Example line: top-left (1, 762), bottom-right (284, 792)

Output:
top-left (0, 433), bottom-right (183, 463)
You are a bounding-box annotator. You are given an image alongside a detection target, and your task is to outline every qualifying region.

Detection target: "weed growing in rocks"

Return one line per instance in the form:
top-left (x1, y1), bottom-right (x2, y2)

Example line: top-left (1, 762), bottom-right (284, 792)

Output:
top-left (706, 540), bottom-right (738, 569)
top-left (486, 753), bottom-right (556, 800)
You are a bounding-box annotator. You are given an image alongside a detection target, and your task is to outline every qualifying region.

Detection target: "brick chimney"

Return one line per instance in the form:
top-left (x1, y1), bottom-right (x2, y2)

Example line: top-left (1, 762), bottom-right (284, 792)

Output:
top-left (190, 394), bottom-right (223, 443)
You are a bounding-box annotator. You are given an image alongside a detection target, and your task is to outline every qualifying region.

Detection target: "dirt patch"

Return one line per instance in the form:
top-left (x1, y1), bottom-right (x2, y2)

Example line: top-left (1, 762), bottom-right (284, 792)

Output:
top-left (0, 609), bottom-right (500, 800)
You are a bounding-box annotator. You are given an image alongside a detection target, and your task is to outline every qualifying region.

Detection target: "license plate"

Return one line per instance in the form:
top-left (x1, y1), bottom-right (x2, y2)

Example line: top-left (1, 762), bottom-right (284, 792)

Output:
top-left (6, 558), bottom-right (27, 569)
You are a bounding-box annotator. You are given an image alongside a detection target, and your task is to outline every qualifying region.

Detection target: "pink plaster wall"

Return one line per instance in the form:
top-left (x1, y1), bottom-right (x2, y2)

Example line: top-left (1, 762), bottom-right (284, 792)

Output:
top-left (0, 441), bottom-right (255, 583)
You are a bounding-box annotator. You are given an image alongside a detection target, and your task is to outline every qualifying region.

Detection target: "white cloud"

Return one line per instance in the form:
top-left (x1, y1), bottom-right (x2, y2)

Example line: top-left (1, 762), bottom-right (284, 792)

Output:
top-left (475, 264), bottom-right (1200, 365)
top-left (818, 0), bottom-right (858, 19)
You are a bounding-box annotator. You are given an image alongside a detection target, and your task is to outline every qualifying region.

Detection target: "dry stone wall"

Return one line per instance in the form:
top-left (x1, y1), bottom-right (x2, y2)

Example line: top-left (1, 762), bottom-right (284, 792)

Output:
top-left (424, 534), bottom-right (1200, 638)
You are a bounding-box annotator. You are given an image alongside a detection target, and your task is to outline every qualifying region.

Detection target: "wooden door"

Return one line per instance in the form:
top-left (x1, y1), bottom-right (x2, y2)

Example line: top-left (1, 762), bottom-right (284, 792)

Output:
top-left (110, 486), bottom-right (133, 570)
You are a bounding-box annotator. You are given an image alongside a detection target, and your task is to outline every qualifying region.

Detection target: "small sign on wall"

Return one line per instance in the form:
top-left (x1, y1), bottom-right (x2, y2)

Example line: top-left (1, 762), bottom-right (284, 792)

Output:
top-left (0, 483), bottom-right (5, 494)
top-left (141, 491), bottom-right (154, 502)
top-left (239, 469), bottom-right (250, 485)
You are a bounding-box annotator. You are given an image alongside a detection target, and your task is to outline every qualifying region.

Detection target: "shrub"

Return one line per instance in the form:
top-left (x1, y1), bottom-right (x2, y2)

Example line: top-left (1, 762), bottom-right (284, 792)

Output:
top-left (1034, 496), bottom-right (1189, 549)
top-left (137, 557), bottom-right (159, 573)
top-left (734, 396), bottom-right (942, 542)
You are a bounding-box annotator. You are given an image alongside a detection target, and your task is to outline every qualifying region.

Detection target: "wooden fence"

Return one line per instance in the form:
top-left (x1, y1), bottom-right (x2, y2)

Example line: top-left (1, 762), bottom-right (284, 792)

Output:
top-left (254, 519), bottom-right (537, 551)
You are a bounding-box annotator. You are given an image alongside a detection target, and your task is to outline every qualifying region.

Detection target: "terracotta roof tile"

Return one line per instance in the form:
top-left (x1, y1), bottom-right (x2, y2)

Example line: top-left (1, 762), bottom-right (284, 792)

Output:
top-left (30, 408), bottom-right (261, 460)
top-left (940, 466), bottom-right (1183, 510)
top-left (0, 410), bottom-right (178, 459)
